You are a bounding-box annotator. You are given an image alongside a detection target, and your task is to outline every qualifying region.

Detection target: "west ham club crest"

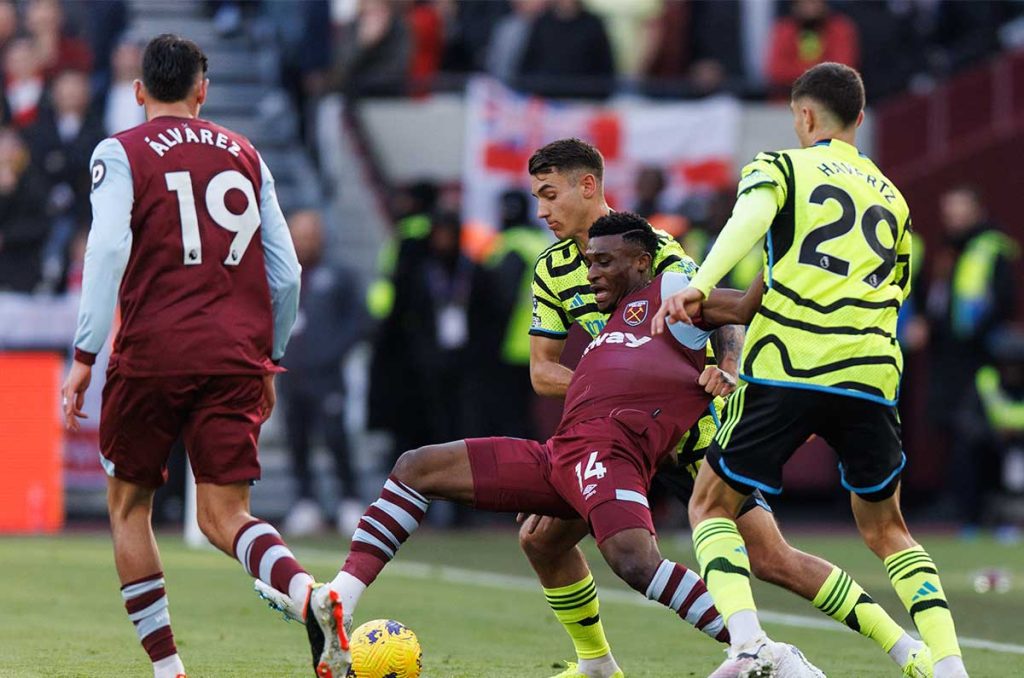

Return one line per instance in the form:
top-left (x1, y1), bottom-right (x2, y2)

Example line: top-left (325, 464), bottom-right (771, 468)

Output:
top-left (623, 300), bottom-right (648, 326)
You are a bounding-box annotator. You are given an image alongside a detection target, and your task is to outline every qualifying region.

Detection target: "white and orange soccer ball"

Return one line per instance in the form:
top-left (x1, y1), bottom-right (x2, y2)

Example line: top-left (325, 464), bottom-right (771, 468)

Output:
top-left (346, 619), bottom-right (422, 678)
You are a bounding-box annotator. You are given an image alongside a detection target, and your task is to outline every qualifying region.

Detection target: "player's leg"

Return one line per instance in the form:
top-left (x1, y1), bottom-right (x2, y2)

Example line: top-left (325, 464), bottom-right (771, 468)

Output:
top-left (547, 428), bottom-right (729, 646)
top-left (852, 490), bottom-right (965, 677)
top-left (519, 516), bottom-right (620, 678)
top-left (108, 477), bottom-right (186, 678)
top-left (195, 481), bottom-right (314, 612)
top-left (100, 373), bottom-right (189, 678)
top-left (824, 397), bottom-right (965, 677)
top-left (738, 503), bottom-right (925, 671)
top-left (593, 505), bottom-right (727, 642)
top-left (328, 436), bottom-right (573, 623)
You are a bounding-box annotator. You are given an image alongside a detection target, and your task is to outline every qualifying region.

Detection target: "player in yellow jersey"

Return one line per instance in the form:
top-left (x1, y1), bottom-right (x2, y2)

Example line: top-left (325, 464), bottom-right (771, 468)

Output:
top-left (657, 63), bottom-right (966, 678)
top-left (522, 139), bottom-right (928, 678)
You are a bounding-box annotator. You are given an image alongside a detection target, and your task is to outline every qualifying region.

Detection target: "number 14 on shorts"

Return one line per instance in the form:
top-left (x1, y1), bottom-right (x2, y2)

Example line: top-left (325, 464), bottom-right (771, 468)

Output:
top-left (575, 451), bottom-right (607, 501)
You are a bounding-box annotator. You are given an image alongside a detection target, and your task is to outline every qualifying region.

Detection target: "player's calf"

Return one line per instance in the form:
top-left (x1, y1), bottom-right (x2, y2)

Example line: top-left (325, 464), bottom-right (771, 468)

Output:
top-left (597, 522), bottom-right (727, 643)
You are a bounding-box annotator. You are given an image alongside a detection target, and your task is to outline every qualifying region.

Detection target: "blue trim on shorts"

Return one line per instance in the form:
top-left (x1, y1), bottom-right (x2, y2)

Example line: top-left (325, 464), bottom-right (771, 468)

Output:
top-left (717, 456), bottom-right (783, 495)
top-left (739, 374), bottom-right (898, 407)
top-left (839, 452), bottom-right (907, 494)
top-left (529, 328), bottom-right (568, 339)
top-left (753, 493), bottom-right (773, 513)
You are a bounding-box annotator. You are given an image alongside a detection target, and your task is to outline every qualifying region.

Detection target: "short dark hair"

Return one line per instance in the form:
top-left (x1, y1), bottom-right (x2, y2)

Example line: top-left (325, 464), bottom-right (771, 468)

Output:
top-left (528, 138), bottom-right (604, 182)
top-left (791, 62), bottom-right (864, 128)
top-left (142, 34), bottom-right (208, 103)
top-left (588, 211), bottom-right (658, 260)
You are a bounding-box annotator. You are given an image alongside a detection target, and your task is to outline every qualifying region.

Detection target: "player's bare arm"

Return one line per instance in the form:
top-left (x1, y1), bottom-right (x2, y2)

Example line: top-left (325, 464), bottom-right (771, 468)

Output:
top-left (529, 334), bottom-right (574, 397)
top-left (700, 324), bottom-right (744, 397)
top-left (702, 275), bottom-right (764, 327)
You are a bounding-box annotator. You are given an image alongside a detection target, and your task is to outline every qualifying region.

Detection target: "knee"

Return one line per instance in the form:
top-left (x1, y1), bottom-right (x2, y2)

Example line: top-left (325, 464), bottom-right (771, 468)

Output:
top-left (518, 521), bottom-right (568, 562)
top-left (391, 447), bottom-right (429, 486)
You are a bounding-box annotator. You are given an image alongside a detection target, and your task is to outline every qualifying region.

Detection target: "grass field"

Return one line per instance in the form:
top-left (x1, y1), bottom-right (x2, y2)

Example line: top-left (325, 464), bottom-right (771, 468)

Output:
top-left (2, 529), bottom-right (1022, 677)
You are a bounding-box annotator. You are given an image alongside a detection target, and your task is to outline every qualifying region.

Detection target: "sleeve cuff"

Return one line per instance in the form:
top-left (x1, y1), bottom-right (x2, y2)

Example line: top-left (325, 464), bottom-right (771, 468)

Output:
top-left (74, 348), bottom-right (97, 366)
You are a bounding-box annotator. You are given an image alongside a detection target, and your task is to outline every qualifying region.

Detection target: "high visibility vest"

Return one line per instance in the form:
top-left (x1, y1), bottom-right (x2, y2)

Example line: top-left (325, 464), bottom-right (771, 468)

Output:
top-left (367, 214), bottom-right (431, 319)
top-left (951, 231), bottom-right (1019, 339)
top-left (976, 365), bottom-right (1024, 432)
top-left (487, 226), bottom-right (551, 365)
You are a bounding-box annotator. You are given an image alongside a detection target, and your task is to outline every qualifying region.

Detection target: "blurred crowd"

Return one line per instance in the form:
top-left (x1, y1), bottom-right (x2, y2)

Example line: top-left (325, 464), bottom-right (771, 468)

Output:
top-left (0, 0), bottom-right (136, 294)
top-left (258, 0), bottom-right (1024, 103)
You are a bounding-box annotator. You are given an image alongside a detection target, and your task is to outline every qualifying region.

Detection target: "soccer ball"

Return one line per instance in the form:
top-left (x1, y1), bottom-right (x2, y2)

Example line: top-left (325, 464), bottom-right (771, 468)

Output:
top-left (346, 619), bottom-right (422, 678)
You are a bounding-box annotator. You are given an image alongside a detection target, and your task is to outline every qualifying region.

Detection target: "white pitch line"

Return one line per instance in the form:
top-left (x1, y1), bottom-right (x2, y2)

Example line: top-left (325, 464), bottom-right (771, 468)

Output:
top-left (295, 548), bottom-right (1024, 655)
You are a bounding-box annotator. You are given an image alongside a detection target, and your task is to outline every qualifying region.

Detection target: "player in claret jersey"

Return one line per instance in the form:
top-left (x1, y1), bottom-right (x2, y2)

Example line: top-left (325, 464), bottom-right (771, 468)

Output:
top-left (267, 213), bottom-right (823, 678)
top-left (60, 35), bottom-right (335, 678)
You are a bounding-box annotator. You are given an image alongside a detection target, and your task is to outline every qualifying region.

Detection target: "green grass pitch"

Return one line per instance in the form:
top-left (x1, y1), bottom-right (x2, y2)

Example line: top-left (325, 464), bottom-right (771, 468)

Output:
top-left (2, 530), bottom-right (1022, 677)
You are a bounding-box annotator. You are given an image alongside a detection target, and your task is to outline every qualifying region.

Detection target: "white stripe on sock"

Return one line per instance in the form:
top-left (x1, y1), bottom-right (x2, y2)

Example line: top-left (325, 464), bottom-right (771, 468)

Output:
top-left (234, 522), bottom-right (278, 575)
top-left (375, 498), bottom-right (420, 534)
top-left (128, 596), bottom-right (168, 623)
top-left (645, 559), bottom-right (674, 601)
top-left (384, 479), bottom-right (428, 510)
top-left (666, 567), bottom-right (701, 612)
top-left (683, 592), bottom-right (715, 626)
top-left (135, 607), bottom-right (171, 640)
top-left (258, 544), bottom-right (291, 585)
top-left (121, 578), bottom-right (164, 600)
top-left (362, 515), bottom-right (401, 550)
top-left (353, 528), bottom-right (395, 558)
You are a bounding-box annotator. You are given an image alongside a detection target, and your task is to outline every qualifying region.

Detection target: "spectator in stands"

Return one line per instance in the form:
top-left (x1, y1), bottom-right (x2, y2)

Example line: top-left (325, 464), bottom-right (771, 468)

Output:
top-left (329, 0), bottom-right (412, 98)
top-left (584, 0), bottom-right (662, 78)
top-left (407, 0), bottom-right (443, 92)
top-left (466, 190), bottom-right (548, 440)
top-left (27, 68), bottom-right (105, 291)
top-left (485, 0), bottom-right (543, 83)
top-left (766, 0), bottom-right (859, 96)
top-left (517, 0), bottom-right (615, 98)
top-left (439, 0), bottom-right (509, 74)
top-left (385, 209), bottom-right (475, 460)
top-left (0, 1), bottom-right (17, 55)
top-left (0, 126), bottom-right (50, 292)
top-left (955, 329), bottom-right (1024, 537)
top-left (366, 182), bottom-right (436, 463)
top-left (78, 0), bottom-right (127, 96)
top-left (3, 37), bottom-right (46, 128)
top-left (923, 186), bottom-right (1019, 520)
top-left (101, 39), bottom-right (144, 135)
top-left (25, 0), bottom-right (93, 79)
top-left (279, 209), bottom-right (369, 536)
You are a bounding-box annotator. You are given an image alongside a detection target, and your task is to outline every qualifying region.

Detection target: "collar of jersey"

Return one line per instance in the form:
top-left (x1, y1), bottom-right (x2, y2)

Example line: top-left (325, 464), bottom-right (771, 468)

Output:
top-left (813, 138), bottom-right (867, 159)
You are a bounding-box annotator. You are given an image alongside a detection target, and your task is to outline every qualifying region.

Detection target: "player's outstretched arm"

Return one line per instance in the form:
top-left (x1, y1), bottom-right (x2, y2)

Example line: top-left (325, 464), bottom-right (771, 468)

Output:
top-left (701, 274), bottom-right (764, 327)
top-left (529, 334), bottom-right (573, 397)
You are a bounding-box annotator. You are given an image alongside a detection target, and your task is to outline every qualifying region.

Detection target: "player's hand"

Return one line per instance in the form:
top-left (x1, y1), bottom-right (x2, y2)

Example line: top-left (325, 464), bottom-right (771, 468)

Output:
top-left (61, 360), bottom-right (92, 432)
top-left (260, 373), bottom-right (276, 422)
top-left (516, 513), bottom-right (545, 535)
top-left (652, 287), bottom-right (706, 335)
top-left (698, 366), bottom-right (737, 397)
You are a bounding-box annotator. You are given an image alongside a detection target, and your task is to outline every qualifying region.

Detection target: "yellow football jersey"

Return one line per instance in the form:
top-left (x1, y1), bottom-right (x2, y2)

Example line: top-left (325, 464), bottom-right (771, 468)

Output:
top-left (739, 139), bottom-right (912, 405)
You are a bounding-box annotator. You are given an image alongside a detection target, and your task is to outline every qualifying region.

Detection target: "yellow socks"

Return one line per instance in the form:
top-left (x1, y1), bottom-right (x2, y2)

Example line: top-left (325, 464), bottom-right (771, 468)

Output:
top-left (885, 546), bottom-right (962, 662)
top-left (543, 574), bottom-right (611, 660)
top-left (812, 566), bottom-right (905, 652)
top-left (692, 518), bottom-right (756, 621)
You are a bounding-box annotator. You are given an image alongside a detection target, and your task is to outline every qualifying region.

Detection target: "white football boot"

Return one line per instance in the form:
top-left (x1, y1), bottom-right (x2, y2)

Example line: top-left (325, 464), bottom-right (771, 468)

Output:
top-left (766, 640), bottom-right (825, 677)
top-left (708, 635), bottom-right (776, 677)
